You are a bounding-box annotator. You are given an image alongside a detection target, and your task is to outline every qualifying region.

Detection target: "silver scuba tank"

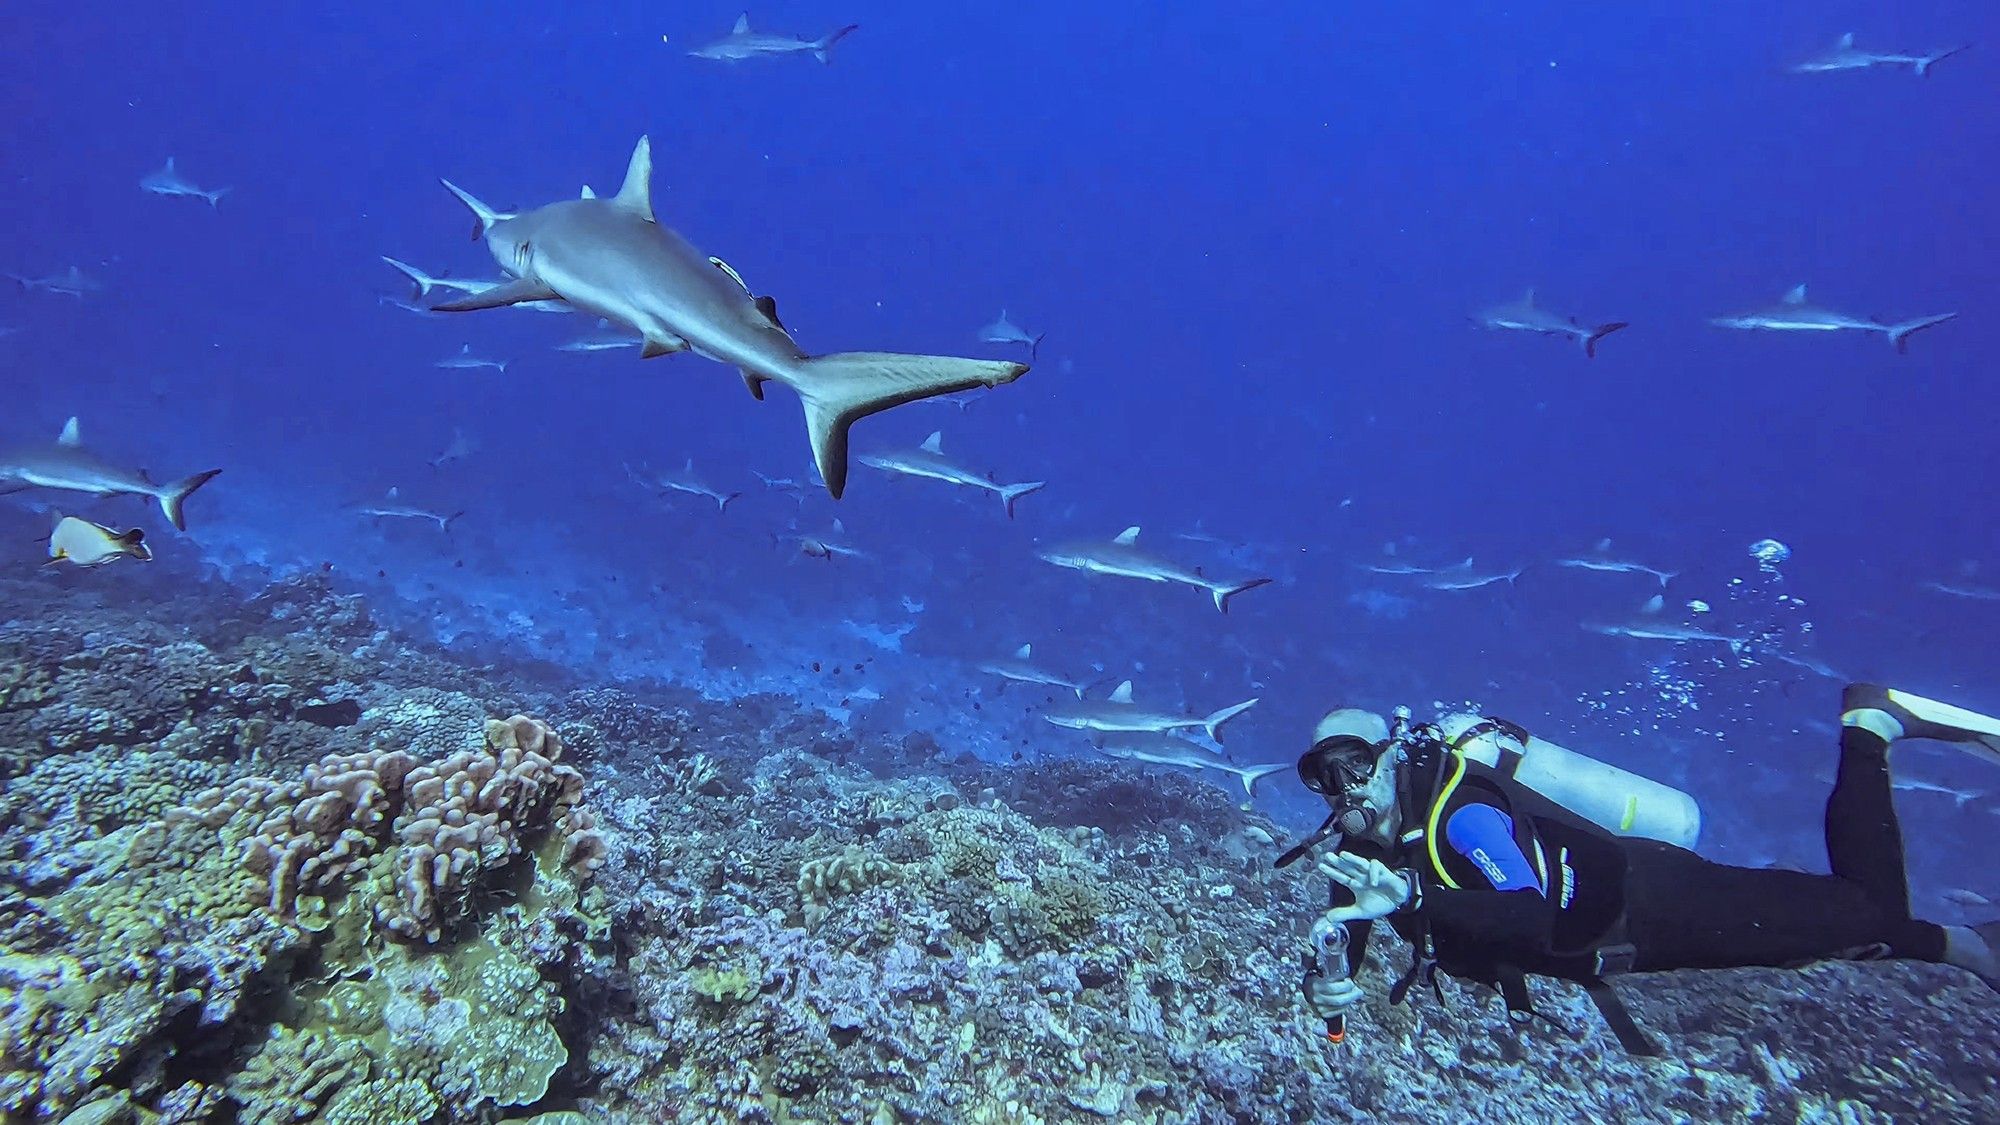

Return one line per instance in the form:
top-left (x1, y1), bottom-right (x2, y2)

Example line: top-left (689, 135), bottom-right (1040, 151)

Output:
top-left (1435, 714), bottom-right (1702, 849)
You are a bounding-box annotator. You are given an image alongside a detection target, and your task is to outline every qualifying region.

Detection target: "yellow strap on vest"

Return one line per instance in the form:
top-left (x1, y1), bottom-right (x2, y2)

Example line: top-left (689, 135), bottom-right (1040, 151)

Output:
top-left (1620, 794), bottom-right (1639, 833)
top-left (1425, 751), bottom-right (1471, 890)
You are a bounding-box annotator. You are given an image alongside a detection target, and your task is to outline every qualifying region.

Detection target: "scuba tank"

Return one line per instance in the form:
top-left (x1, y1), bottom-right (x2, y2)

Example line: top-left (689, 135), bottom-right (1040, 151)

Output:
top-left (1435, 713), bottom-right (1701, 849)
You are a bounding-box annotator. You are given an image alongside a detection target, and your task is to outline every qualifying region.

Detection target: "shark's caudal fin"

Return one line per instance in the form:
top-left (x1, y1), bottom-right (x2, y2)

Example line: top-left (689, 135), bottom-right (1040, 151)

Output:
top-left (792, 353), bottom-right (1028, 498)
top-left (381, 256), bottom-right (440, 298)
top-left (1208, 575), bottom-right (1274, 614)
top-left (1231, 762), bottom-right (1291, 804)
top-left (204, 187), bottom-right (232, 210)
top-left (1887, 313), bottom-right (1957, 353)
top-left (998, 480), bottom-right (1046, 519)
top-left (441, 511), bottom-right (467, 534)
top-left (1201, 697), bottom-right (1260, 743)
top-left (815, 24), bottom-right (859, 64)
top-left (1916, 45), bottom-right (1969, 77)
top-left (1581, 322), bottom-right (1629, 358)
top-left (716, 492), bottom-right (742, 514)
top-left (159, 469), bottom-right (222, 531)
top-left (1029, 332), bottom-right (1045, 364)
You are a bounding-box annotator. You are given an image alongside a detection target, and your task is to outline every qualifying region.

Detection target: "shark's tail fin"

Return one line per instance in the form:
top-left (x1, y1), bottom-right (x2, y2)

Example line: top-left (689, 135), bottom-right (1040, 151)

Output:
top-left (815, 24), bottom-right (859, 64)
top-left (717, 492), bottom-right (742, 514)
top-left (1887, 313), bottom-right (1957, 353)
top-left (204, 187), bottom-right (233, 210)
top-left (160, 469), bottom-right (222, 531)
top-left (1916, 45), bottom-right (1970, 77)
top-left (1582, 322), bottom-right (1630, 358)
top-left (442, 510), bottom-right (467, 535)
top-left (1233, 762), bottom-right (1291, 805)
top-left (791, 353), bottom-right (1029, 498)
top-left (440, 179), bottom-right (504, 239)
top-left (1202, 697), bottom-right (1261, 743)
top-left (382, 256), bottom-right (438, 298)
top-left (1030, 332), bottom-right (1045, 364)
top-left (998, 480), bottom-right (1046, 519)
top-left (1208, 575), bottom-right (1274, 614)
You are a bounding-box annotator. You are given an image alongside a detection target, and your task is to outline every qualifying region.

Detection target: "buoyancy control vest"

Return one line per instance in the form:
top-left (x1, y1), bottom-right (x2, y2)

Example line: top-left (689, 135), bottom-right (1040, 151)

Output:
top-left (1370, 723), bottom-right (1668, 1055)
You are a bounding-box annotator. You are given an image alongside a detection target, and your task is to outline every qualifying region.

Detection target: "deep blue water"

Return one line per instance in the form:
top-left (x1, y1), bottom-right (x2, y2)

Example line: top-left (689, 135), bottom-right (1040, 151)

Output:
top-left (5, 3), bottom-right (1998, 902)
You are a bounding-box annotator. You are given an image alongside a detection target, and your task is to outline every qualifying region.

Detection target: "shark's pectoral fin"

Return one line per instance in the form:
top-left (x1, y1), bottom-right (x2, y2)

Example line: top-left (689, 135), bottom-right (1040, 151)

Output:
top-left (432, 277), bottom-right (559, 313)
top-left (740, 370), bottom-right (769, 399)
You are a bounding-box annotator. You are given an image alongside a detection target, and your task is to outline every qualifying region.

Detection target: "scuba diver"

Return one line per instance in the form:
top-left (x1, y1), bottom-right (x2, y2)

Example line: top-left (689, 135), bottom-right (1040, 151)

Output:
top-left (1276, 683), bottom-right (2000, 1055)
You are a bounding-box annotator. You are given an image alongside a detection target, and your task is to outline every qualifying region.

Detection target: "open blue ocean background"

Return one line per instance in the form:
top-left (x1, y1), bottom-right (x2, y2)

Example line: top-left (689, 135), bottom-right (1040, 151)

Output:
top-left (5, 1), bottom-right (1997, 906)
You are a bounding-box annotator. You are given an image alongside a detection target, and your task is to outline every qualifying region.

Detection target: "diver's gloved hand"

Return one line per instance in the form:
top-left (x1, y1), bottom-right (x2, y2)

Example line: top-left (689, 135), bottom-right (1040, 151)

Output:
top-left (1304, 972), bottom-right (1364, 1020)
top-left (1317, 852), bottom-right (1412, 922)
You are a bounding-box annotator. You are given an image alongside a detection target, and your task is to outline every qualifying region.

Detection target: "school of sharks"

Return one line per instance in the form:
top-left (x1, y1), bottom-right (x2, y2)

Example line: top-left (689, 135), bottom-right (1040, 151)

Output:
top-left (2, 7), bottom-right (1998, 1118)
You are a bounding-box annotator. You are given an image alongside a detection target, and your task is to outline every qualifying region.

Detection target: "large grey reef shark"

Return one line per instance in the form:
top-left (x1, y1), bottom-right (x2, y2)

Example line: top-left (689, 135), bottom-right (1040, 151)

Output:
top-left (433, 137), bottom-right (1028, 498)
top-left (684, 13), bottom-right (858, 64)
top-left (1710, 284), bottom-right (1957, 353)
top-left (1474, 289), bottom-right (1629, 358)
top-left (139, 157), bottom-right (231, 208)
top-left (1791, 33), bottom-right (1969, 77)
top-left (0, 418), bottom-right (221, 530)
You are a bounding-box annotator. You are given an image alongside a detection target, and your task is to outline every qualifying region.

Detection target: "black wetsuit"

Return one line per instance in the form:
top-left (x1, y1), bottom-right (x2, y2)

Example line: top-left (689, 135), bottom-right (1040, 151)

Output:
top-left (1344, 722), bottom-right (1947, 1052)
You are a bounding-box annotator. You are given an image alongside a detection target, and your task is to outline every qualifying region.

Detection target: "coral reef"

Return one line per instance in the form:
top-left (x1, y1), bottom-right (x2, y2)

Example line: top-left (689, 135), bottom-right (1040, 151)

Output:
top-left (3, 569), bottom-right (1997, 1123)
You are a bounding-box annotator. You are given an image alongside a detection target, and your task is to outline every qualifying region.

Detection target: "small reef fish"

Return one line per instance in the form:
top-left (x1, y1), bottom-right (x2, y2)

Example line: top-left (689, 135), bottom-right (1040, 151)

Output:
top-left (0, 418), bottom-right (220, 530)
top-left (140, 157), bottom-right (230, 208)
top-left (46, 514), bottom-right (151, 567)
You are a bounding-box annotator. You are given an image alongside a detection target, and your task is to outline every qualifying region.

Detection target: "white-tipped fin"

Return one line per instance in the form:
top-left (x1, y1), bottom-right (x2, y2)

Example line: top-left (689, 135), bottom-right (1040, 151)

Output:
top-left (732, 12), bottom-right (750, 34)
top-left (438, 179), bottom-right (510, 237)
top-left (1108, 681), bottom-right (1135, 704)
top-left (613, 137), bottom-right (656, 222)
top-left (57, 417), bottom-right (81, 446)
top-left (581, 185), bottom-right (597, 199)
top-left (1782, 284), bottom-right (1809, 305)
top-left (1113, 526), bottom-right (1141, 545)
top-left (1014, 643), bottom-right (1032, 659)
top-left (920, 431), bottom-right (944, 454)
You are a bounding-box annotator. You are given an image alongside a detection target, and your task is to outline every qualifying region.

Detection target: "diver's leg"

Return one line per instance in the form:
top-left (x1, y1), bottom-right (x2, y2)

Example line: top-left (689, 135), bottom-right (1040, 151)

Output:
top-left (1842, 682), bottom-right (2000, 764)
top-left (1826, 714), bottom-right (1911, 917)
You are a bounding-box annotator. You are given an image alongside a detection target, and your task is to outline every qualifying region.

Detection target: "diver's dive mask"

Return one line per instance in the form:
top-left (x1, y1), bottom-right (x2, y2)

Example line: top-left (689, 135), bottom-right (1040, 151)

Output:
top-left (1275, 732), bottom-right (1389, 868)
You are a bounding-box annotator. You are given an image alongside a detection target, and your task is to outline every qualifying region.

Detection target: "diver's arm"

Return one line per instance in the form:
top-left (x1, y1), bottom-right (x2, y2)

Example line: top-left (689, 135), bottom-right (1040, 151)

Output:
top-left (1444, 803), bottom-right (1544, 894)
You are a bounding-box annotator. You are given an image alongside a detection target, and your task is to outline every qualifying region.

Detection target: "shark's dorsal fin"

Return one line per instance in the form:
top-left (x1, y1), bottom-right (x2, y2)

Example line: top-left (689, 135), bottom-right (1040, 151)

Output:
top-left (1522, 287), bottom-right (1537, 306)
top-left (57, 417), bottom-right (81, 447)
top-left (1783, 284), bottom-right (1808, 305)
top-left (920, 432), bottom-right (943, 454)
top-left (581, 185), bottom-right (596, 199)
top-left (733, 13), bottom-right (750, 34)
top-left (386, 487), bottom-right (400, 499)
top-left (755, 294), bottom-right (783, 329)
top-left (1109, 681), bottom-right (1134, 704)
top-left (1014, 643), bottom-right (1032, 659)
top-left (1837, 32), bottom-right (1854, 49)
top-left (832, 518), bottom-right (846, 533)
top-left (1114, 526), bottom-right (1141, 545)
top-left (613, 137), bottom-right (656, 223)
top-left (683, 457), bottom-right (694, 472)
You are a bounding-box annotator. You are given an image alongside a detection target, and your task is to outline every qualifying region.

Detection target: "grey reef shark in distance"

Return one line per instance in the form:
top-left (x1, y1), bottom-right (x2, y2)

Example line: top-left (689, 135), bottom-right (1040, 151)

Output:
top-left (1711, 285), bottom-right (1957, 353)
top-left (1791, 33), bottom-right (1969, 77)
top-left (1475, 289), bottom-right (1628, 357)
top-left (140, 157), bottom-right (230, 208)
top-left (1039, 527), bottom-right (1273, 613)
top-left (0, 418), bottom-right (220, 530)
top-left (682, 13), bottom-right (858, 64)
top-left (977, 310), bottom-right (1044, 362)
top-left (8, 266), bottom-right (101, 299)
top-left (858, 431), bottom-right (1046, 518)
top-left (431, 137), bottom-right (1027, 498)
